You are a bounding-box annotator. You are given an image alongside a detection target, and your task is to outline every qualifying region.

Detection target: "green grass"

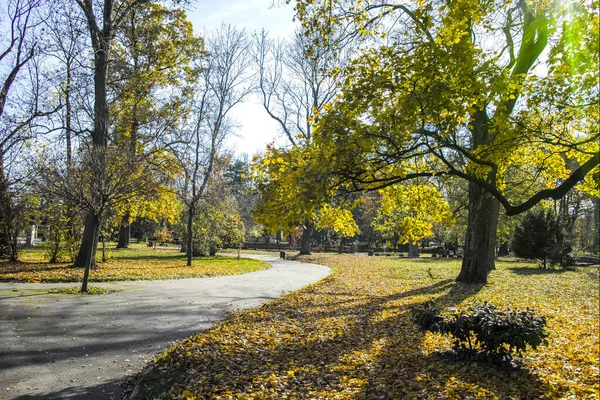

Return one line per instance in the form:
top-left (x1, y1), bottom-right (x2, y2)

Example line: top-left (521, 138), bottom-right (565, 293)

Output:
top-left (134, 254), bottom-right (599, 399)
top-left (0, 243), bottom-right (269, 283)
top-left (48, 286), bottom-right (115, 295)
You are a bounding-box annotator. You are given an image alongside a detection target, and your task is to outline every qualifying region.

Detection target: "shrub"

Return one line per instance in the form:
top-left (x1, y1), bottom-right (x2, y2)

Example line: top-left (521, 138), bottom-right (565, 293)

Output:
top-left (512, 210), bottom-right (574, 269)
top-left (412, 301), bottom-right (548, 362)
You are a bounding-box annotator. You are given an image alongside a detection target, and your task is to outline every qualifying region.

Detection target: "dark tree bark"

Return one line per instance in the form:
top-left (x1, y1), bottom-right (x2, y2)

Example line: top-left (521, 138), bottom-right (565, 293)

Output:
top-left (456, 109), bottom-right (501, 284)
top-left (593, 197), bottom-right (600, 254)
top-left (78, 213), bottom-right (100, 292)
top-left (456, 182), bottom-right (500, 283)
top-left (299, 223), bottom-right (313, 255)
top-left (186, 202), bottom-right (195, 266)
top-left (408, 240), bottom-right (419, 258)
top-left (116, 213), bottom-right (130, 248)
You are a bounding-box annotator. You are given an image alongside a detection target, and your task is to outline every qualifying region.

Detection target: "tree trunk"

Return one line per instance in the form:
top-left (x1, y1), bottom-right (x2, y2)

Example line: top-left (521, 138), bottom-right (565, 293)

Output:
top-left (593, 197), bottom-right (599, 254)
top-left (299, 224), bottom-right (313, 255)
top-left (76, 213), bottom-right (100, 292)
top-left (25, 225), bottom-right (35, 247)
top-left (0, 158), bottom-right (11, 257)
top-left (9, 229), bottom-right (18, 262)
top-left (116, 213), bottom-right (130, 248)
top-left (186, 203), bottom-right (194, 267)
top-left (456, 183), bottom-right (500, 284)
top-left (408, 240), bottom-right (420, 257)
top-left (497, 242), bottom-right (509, 256)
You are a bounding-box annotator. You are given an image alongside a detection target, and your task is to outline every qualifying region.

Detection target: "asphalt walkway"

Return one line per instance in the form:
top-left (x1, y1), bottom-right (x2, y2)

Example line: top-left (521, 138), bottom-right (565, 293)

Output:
top-left (0, 255), bottom-right (330, 399)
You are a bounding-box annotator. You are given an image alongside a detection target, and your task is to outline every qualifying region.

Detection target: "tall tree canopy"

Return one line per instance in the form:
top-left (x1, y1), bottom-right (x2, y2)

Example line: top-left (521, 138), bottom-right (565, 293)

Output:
top-left (290, 0), bottom-right (599, 282)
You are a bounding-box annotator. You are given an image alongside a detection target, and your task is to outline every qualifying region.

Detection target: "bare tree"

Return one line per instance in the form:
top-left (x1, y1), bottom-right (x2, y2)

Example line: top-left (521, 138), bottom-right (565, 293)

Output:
top-left (253, 29), bottom-right (343, 146)
top-left (40, 4), bottom-right (90, 172)
top-left (252, 28), bottom-right (345, 254)
top-left (173, 24), bottom-right (252, 267)
top-left (0, 0), bottom-right (61, 259)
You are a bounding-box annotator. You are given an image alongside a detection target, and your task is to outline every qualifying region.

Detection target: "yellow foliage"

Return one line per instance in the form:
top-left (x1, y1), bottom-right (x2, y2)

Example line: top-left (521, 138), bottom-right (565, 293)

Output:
top-left (317, 204), bottom-right (359, 238)
top-left (373, 184), bottom-right (454, 244)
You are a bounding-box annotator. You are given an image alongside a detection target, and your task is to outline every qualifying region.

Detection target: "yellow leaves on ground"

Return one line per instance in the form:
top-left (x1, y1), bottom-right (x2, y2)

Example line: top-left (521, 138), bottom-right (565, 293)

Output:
top-left (139, 254), bottom-right (599, 399)
top-left (0, 245), bottom-right (268, 283)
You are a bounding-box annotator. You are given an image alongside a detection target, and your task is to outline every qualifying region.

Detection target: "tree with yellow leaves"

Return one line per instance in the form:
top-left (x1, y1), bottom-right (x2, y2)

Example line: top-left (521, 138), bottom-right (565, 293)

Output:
top-left (252, 145), bottom-right (358, 254)
top-left (373, 184), bottom-right (454, 256)
top-left (290, 0), bottom-right (599, 283)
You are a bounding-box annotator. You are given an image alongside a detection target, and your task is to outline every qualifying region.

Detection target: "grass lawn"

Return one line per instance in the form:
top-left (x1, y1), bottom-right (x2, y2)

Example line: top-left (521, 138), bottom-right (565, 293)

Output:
top-left (134, 254), bottom-right (599, 399)
top-left (0, 243), bottom-right (269, 283)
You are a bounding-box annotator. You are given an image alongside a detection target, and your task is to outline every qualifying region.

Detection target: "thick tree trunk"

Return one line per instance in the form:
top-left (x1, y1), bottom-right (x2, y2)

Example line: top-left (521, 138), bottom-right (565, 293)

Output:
top-left (299, 224), bottom-right (313, 255)
top-left (408, 240), bottom-right (419, 257)
top-left (116, 213), bottom-right (130, 248)
top-left (456, 183), bottom-right (500, 284)
top-left (76, 212), bottom-right (100, 292)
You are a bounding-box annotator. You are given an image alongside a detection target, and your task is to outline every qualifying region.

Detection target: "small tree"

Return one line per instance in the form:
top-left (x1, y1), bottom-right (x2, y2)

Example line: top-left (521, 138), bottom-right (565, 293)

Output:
top-left (153, 226), bottom-right (173, 244)
top-left (512, 210), bottom-right (574, 269)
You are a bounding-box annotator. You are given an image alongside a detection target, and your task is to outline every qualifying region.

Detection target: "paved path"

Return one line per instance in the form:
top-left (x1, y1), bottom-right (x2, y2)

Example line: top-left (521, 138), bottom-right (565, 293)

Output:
top-left (0, 256), bottom-right (331, 399)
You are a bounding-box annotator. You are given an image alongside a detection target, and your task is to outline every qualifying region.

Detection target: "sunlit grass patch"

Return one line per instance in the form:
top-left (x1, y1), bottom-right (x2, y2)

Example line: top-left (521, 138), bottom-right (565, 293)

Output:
top-left (134, 254), bottom-right (599, 399)
top-left (0, 244), bottom-right (269, 283)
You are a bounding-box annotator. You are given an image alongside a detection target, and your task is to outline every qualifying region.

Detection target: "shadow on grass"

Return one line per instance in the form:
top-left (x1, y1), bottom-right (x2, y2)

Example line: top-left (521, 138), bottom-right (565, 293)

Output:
top-left (131, 273), bottom-right (551, 399)
top-left (509, 266), bottom-right (568, 276)
top-left (392, 257), bottom-right (462, 264)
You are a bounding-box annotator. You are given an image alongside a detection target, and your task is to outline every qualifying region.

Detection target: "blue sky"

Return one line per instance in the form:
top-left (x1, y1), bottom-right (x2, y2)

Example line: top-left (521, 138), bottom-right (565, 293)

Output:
top-left (187, 0), bottom-right (298, 157)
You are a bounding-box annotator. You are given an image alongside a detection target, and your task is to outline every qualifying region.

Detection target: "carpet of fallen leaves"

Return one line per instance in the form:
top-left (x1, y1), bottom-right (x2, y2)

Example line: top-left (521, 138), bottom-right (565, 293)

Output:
top-left (135, 254), bottom-right (600, 400)
top-left (0, 245), bottom-right (268, 283)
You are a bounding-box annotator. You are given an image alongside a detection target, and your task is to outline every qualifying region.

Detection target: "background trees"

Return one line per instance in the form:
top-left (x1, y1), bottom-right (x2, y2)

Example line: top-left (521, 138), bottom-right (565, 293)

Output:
top-left (251, 27), bottom-right (349, 254)
top-left (373, 184), bottom-right (454, 257)
top-left (0, 0), bottom-right (596, 294)
top-left (0, 0), bottom-right (59, 260)
top-left (171, 24), bottom-right (252, 266)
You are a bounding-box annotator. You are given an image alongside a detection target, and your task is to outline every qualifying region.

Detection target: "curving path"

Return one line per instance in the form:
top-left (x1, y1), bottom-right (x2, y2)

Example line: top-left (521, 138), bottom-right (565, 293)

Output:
top-left (0, 255), bottom-right (330, 399)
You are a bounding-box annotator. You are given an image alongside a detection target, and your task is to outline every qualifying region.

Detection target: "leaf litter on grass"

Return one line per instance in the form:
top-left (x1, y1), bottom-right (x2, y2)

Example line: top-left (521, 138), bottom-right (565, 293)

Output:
top-left (134, 254), bottom-right (599, 399)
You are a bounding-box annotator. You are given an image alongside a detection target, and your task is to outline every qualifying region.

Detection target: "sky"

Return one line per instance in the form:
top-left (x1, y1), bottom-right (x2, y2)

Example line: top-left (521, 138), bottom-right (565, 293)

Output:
top-left (187, 0), bottom-right (299, 157)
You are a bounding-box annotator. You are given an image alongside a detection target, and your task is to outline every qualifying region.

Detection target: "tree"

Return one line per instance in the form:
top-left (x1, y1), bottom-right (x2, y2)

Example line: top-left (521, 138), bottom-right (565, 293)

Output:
top-left (67, 0), bottom-right (155, 291)
top-left (0, 0), bottom-right (57, 257)
top-left (224, 156), bottom-right (260, 240)
top-left (291, 0), bottom-right (599, 282)
top-left (172, 24), bottom-right (252, 266)
top-left (252, 28), bottom-right (346, 254)
top-left (110, 2), bottom-right (202, 248)
top-left (512, 210), bottom-right (573, 269)
top-left (372, 183), bottom-right (454, 257)
top-left (252, 144), bottom-right (358, 254)
top-left (41, 4), bottom-right (89, 173)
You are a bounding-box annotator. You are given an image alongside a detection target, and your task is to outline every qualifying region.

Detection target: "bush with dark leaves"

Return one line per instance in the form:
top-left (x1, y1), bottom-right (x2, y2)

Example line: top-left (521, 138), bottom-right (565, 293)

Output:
top-left (412, 301), bottom-right (548, 362)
